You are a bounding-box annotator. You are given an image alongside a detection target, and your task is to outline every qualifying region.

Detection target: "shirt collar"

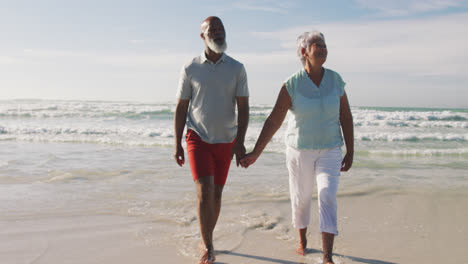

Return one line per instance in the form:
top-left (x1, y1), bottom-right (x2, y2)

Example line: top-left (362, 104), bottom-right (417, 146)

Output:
top-left (201, 52), bottom-right (227, 64)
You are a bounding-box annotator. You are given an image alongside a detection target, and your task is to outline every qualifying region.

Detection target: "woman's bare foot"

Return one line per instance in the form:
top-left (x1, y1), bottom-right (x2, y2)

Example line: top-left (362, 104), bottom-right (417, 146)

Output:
top-left (199, 248), bottom-right (215, 264)
top-left (295, 240), bottom-right (307, 256)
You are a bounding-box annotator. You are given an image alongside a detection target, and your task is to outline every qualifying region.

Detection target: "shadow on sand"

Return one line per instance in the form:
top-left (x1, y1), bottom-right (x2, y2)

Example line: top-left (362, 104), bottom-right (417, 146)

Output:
top-left (215, 249), bottom-right (398, 264)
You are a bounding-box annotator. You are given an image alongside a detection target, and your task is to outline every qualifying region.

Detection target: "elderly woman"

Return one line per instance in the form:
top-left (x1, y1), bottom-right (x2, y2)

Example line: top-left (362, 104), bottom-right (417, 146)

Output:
top-left (240, 31), bottom-right (354, 264)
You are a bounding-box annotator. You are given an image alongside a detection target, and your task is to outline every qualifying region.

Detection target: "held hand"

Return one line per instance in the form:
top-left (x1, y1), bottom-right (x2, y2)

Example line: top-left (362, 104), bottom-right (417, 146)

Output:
top-left (231, 141), bottom-right (246, 167)
top-left (341, 152), bottom-right (353, 171)
top-left (174, 145), bottom-right (185, 167)
top-left (240, 152), bottom-right (259, 168)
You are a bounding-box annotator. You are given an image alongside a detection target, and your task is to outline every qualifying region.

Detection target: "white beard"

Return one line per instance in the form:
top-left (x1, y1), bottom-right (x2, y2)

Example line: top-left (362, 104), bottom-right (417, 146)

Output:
top-left (206, 37), bottom-right (227, 54)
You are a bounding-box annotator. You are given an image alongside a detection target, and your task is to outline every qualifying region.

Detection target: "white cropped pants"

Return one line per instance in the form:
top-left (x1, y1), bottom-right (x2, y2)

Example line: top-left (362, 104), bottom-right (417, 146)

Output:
top-left (286, 146), bottom-right (342, 235)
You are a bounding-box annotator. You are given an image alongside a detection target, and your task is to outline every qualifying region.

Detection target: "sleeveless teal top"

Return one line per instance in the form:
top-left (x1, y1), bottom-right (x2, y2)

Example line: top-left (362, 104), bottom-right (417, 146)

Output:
top-left (284, 68), bottom-right (345, 150)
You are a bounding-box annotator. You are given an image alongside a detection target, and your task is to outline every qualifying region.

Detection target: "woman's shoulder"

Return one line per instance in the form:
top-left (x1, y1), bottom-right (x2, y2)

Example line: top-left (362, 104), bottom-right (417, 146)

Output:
top-left (325, 68), bottom-right (344, 81)
top-left (284, 69), bottom-right (305, 98)
top-left (285, 68), bottom-right (306, 83)
top-left (324, 68), bottom-right (346, 95)
top-left (324, 67), bottom-right (340, 76)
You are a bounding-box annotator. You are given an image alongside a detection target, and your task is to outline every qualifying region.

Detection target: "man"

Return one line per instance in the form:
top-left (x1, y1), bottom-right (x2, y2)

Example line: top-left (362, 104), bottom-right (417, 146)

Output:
top-left (174, 16), bottom-right (249, 264)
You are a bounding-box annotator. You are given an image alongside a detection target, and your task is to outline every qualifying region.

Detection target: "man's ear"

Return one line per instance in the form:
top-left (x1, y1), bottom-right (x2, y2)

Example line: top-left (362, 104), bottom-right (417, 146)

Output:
top-left (200, 33), bottom-right (205, 40)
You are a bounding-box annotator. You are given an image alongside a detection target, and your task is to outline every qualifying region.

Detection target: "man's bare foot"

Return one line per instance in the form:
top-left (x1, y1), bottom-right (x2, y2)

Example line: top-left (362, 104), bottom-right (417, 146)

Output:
top-left (296, 240), bottom-right (307, 256)
top-left (323, 253), bottom-right (334, 264)
top-left (198, 241), bottom-right (205, 251)
top-left (199, 248), bottom-right (215, 264)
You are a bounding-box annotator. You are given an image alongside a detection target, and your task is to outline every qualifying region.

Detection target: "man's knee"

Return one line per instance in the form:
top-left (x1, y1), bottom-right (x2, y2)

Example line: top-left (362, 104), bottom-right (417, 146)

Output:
top-left (213, 185), bottom-right (224, 202)
top-left (213, 191), bottom-right (222, 203)
top-left (196, 177), bottom-right (215, 203)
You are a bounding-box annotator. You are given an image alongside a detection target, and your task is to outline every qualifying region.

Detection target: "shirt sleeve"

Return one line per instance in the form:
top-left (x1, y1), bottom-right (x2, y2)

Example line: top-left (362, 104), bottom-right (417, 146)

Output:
top-left (284, 76), bottom-right (295, 101)
top-left (176, 66), bottom-right (192, 100)
top-left (235, 65), bottom-right (249, 97)
top-left (335, 72), bottom-right (346, 96)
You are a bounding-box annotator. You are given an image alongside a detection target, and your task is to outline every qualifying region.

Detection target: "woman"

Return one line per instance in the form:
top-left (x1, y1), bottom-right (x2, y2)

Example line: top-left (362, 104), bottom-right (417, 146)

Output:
top-left (240, 31), bottom-right (354, 264)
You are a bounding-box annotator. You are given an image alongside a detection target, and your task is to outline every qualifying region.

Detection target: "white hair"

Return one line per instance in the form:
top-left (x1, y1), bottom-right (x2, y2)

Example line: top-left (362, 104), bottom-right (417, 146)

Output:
top-left (296, 31), bottom-right (325, 66)
top-left (205, 35), bottom-right (227, 54)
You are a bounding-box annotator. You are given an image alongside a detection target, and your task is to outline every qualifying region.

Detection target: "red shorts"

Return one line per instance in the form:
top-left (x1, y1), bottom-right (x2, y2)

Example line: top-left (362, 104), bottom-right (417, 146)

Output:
top-left (185, 129), bottom-right (235, 186)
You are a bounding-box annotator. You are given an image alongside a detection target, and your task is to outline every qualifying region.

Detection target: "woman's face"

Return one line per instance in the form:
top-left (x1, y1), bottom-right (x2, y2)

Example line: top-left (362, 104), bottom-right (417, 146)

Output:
top-left (304, 39), bottom-right (328, 65)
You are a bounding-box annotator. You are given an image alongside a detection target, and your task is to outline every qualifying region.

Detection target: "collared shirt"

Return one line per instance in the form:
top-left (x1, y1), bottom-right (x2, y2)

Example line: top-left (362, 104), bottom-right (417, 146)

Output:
top-left (176, 52), bottom-right (249, 144)
top-left (284, 68), bottom-right (345, 149)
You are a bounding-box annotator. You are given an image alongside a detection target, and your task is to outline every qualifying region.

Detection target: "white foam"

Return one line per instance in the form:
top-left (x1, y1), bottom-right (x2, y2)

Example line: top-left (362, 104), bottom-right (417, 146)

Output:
top-left (356, 132), bottom-right (468, 142)
top-left (368, 148), bottom-right (468, 156)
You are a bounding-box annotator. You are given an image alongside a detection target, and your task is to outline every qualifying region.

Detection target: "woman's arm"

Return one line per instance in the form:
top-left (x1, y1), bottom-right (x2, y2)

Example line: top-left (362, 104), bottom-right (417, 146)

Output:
top-left (339, 92), bottom-right (354, 171)
top-left (240, 85), bottom-right (291, 168)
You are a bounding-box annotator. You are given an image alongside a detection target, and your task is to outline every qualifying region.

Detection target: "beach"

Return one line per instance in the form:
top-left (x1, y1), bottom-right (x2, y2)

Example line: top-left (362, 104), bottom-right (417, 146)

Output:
top-left (2, 166), bottom-right (467, 263)
top-left (1, 100), bottom-right (468, 263)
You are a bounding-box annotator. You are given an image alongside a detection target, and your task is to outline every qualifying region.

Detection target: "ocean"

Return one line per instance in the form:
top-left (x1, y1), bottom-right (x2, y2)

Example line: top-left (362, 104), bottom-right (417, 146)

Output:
top-left (1, 99), bottom-right (467, 260)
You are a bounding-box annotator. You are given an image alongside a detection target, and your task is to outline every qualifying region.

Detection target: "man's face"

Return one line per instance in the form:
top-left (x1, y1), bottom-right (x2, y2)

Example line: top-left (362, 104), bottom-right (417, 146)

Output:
top-left (205, 19), bottom-right (225, 45)
top-left (202, 18), bottom-right (227, 54)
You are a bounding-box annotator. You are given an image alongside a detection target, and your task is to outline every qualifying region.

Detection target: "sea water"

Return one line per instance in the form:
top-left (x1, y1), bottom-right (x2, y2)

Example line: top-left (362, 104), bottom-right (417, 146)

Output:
top-left (1, 99), bottom-right (467, 256)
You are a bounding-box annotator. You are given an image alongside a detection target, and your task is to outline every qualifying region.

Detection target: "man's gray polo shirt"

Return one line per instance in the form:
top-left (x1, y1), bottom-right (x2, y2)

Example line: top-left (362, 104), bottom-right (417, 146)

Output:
top-left (176, 52), bottom-right (249, 144)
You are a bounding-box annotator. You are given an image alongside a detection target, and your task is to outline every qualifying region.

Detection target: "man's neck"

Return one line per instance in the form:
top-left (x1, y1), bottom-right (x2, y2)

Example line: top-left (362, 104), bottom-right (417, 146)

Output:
top-left (205, 48), bottom-right (223, 63)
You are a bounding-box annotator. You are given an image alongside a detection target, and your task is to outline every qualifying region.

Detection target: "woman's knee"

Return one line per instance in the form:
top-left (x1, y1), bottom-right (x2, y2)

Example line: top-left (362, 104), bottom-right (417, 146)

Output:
top-left (318, 187), bottom-right (337, 207)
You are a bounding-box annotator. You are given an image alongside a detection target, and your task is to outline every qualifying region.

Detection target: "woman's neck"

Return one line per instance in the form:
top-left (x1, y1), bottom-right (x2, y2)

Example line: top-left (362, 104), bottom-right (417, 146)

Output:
top-left (304, 62), bottom-right (324, 87)
top-left (304, 62), bottom-right (323, 77)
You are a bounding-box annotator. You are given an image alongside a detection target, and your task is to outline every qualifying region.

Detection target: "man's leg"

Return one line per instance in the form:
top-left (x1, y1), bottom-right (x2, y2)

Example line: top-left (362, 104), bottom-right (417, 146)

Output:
top-left (195, 176), bottom-right (216, 263)
top-left (208, 140), bottom-right (232, 237)
top-left (197, 182), bottom-right (223, 263)
top-left (213, 184), bottom-right (224, 231)
top-left (198, 183), bottom-right (223, 248)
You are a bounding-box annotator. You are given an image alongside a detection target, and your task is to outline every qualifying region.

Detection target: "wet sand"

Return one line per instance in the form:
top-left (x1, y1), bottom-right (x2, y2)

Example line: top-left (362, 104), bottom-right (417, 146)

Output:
top-left (2, 189), bottom-right (467, 264)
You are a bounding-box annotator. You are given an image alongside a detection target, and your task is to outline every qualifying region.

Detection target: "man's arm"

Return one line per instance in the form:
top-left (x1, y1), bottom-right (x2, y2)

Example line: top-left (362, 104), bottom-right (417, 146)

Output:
top-left (231, 96), bottom-right (249, 166)
top-left (174, 99), bottom-right (190, 166)
top-left (339, 92), bottom-right (354, 171)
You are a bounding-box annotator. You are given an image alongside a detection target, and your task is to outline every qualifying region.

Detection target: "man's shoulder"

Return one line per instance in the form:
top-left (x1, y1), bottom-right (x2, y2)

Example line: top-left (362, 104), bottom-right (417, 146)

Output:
top-left (224, 54), bottom-right (243, 67)
top-left (223, 54), bottom-right (245, 75)
top-left (182, 55), bottom-right (203, 69)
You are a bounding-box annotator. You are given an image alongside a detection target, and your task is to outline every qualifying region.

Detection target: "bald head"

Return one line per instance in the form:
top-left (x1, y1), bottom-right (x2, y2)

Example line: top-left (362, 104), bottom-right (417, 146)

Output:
top-left (201, 16), bottom-right (222, 34)
top-left (200, 16), bottom-right (227, 54)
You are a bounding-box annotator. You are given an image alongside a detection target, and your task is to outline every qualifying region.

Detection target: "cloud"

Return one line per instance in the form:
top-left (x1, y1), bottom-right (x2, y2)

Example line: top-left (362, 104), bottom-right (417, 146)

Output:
top-left (231, 0), bottom-right (293, 14)
top-left (7, 49), bottom-right (193, 70)
top-left (355, 0), bottom-right (468, 16)
top-left (247, 12), bottom-right (468, 77)
top-left (0, 56), bottom-right (25, 65)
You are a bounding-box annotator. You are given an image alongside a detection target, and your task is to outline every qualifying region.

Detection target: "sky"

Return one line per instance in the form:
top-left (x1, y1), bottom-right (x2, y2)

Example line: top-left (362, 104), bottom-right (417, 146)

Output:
top-left (1, 0), bottom-right (468, 108)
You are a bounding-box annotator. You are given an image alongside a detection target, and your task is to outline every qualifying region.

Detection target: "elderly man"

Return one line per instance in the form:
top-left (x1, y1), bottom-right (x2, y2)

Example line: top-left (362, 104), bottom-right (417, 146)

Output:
top-left (174, 16), bottom-right (249, 264)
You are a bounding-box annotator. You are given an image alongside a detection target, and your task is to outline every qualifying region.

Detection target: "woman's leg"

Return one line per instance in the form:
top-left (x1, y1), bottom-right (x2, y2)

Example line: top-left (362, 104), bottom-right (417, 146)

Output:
top-left (316, 147), bottom-right (342, 263)
top-left (286, 147), bottom-right (318, 255)
top-left (296, 227), bottom-right (307, 255)
top-left (322, 232), bottom-right (335, 263)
